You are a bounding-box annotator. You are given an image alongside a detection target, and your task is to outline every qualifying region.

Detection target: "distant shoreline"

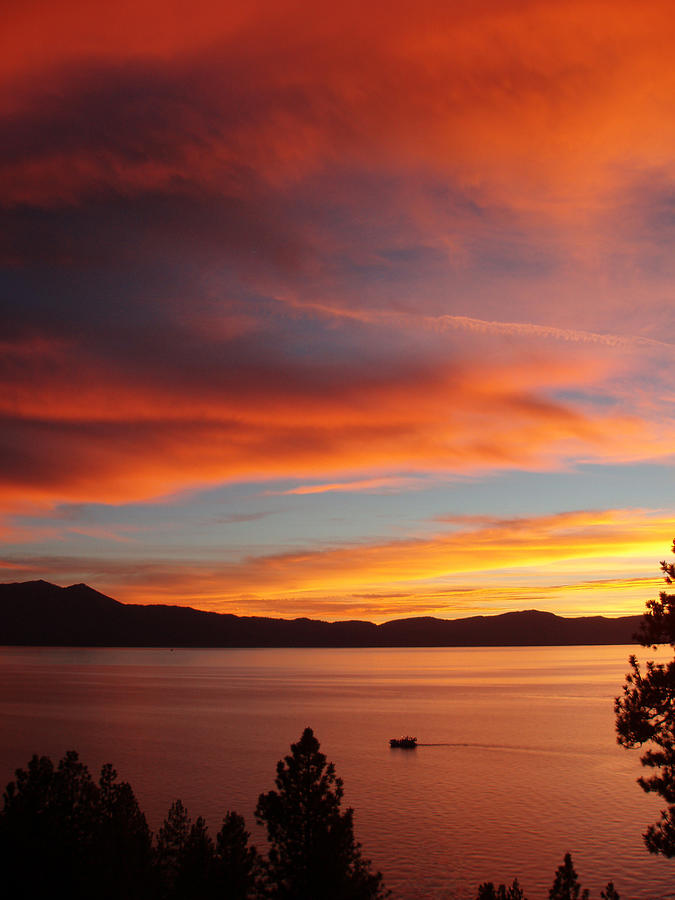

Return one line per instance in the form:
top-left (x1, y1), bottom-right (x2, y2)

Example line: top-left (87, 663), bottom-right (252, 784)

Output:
top-left (0, 580), bottom-right (645, 649)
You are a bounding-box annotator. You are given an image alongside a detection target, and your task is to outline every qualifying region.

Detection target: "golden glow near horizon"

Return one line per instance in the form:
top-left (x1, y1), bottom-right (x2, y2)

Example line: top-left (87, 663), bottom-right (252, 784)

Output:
top-left (2, 0), bottom-right (675, 621)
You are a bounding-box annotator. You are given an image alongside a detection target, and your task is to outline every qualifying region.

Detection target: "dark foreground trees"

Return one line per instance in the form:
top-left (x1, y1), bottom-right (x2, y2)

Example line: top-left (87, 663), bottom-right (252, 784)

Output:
top-left (256, 726), bottom-right (387, 899)
top-left (0, 752), bottom-right (263, 900)
top-left (0, 728), bottom-right (384, 899)
top-left (546, 854), bottom-right (619, 900)
top-left (476, 854), bottom-right (619, 900)
top-left (476, 878), bottom-right (526, 899)
top-left (0, 751), bottom-right (152, 900)
top-left (548, 853), bottom-right (588, 900)
top-left (616, 538), bottom-right (675, 855)
top-left (154, 800), bottom-right (260, 900)
top-left (0, 734), bottom-right (629, 899)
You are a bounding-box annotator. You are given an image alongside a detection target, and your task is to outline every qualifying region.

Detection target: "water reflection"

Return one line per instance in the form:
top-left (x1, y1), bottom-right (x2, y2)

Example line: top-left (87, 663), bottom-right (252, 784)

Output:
top-left (1, 644), bottom-right (673, 899)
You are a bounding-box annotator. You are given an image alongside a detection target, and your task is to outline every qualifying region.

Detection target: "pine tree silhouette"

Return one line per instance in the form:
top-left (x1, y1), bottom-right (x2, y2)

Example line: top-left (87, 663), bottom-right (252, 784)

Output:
top-left (256, 727), bottom-right (387, 899)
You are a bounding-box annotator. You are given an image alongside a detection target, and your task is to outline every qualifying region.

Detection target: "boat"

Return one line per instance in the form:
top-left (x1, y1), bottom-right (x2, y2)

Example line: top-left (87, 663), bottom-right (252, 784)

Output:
top-left (389, 736), bottom-right (417, 748)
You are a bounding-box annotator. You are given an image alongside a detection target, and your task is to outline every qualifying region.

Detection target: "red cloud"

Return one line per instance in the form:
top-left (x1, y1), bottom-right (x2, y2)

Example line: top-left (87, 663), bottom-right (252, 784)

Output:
top-left (4, 0), bottom-right (675, 211)
top-left (0, 339), bottom-right (664, 511)
top-left (3, 0), bottom-right (675, 629)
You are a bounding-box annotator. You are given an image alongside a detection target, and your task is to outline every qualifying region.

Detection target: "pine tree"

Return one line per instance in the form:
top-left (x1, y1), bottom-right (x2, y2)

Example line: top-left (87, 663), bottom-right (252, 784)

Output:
top-left (215, 811), bottom-right (260, 899)
top-left (255, 727), bottom-right (387, 899)
top-left (155, 801), bottom-right (219, 900)
top-left (548, 853), bottom-right (588, 900)
top-left (0, 751), bottom-right (151, 899)
top-left (95, 762), bottom-right (152, 898)
top-left (616, 538), bottom-right (675, 855)
top-left (155, 800), bottom-right (193, 896)
top-left (174, 816), bottom-right (215, 899)
top-left (476, 878), bottom-right (527, 899)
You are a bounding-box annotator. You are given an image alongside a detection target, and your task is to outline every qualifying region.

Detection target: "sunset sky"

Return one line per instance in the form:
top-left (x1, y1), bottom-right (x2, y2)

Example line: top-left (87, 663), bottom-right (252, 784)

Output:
top-left (2, 0), bottom-right (675, 621)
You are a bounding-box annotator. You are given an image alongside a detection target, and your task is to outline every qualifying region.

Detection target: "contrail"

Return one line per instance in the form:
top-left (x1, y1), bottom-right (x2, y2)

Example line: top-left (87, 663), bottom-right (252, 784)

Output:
top-left (273, 294), bottom-right (672, 351)
top-left (424, 313), bottom-right (673, 350)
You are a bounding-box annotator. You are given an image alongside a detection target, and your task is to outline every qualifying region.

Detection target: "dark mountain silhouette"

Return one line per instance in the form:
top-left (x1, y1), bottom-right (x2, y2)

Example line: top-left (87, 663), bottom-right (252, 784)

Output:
top-left (0, 580), bottom-right (644, 648)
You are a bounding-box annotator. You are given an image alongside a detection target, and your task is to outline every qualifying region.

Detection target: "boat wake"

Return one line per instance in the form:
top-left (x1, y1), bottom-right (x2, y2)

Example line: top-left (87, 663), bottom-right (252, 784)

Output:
top-left (415, 742), bottom-right (597, 757)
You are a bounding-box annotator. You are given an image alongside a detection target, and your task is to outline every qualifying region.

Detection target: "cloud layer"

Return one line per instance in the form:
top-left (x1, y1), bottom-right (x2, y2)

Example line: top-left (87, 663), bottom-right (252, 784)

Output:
top-left (3, 0), bottom-right (675, 617)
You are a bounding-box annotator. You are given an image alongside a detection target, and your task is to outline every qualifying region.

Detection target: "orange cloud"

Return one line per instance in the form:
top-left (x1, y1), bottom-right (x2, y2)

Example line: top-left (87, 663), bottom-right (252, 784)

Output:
top-left (0, 340), bottom-right (670, 512)
top-left (4, 0), bottom-right (675, 630)
top-left (4, 0), bottom-right (675, 215)
top-left (201, 508), bottom-right (668, 600)
top-left (268, 477), bottom-right (426, 495)
top-left (8, 508), bottom-right (670, 621)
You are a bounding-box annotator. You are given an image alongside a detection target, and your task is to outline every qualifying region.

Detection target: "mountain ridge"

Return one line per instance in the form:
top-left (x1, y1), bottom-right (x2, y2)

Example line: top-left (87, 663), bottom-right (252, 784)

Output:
top-left (0, 580), bottom-right (645, 648)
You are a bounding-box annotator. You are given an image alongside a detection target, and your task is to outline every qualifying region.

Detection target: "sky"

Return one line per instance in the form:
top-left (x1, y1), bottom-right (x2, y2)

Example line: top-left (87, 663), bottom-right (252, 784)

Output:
top-left (2, 0), bottom-right (675, 622)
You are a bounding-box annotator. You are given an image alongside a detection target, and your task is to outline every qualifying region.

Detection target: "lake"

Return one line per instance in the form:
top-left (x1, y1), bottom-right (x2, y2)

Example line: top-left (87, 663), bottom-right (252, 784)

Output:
top-left (1, 644), bottom-right (674, 899)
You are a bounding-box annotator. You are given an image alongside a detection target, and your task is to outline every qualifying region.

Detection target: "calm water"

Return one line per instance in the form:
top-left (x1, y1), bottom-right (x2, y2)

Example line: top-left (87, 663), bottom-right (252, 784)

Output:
top-left (1, 645), bottom-right (674, 900)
